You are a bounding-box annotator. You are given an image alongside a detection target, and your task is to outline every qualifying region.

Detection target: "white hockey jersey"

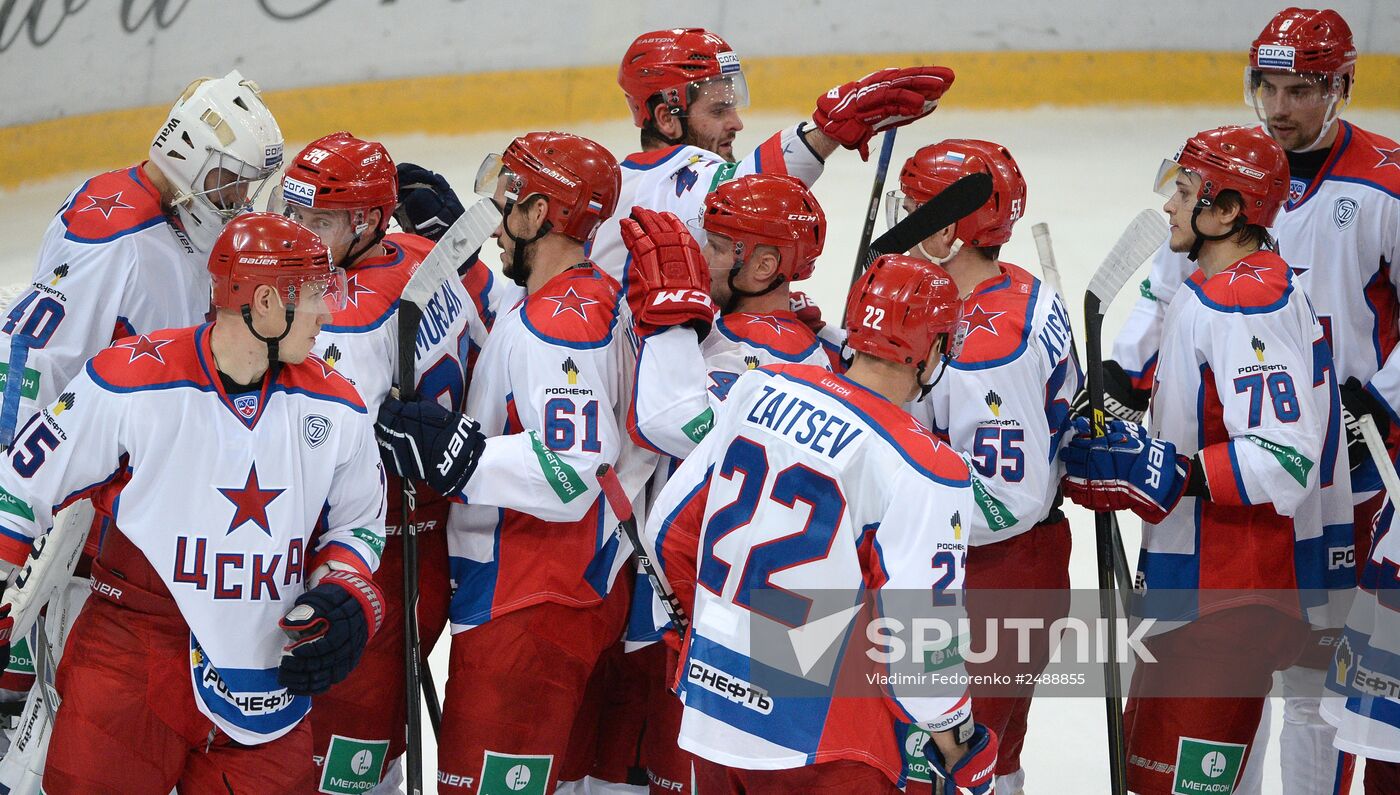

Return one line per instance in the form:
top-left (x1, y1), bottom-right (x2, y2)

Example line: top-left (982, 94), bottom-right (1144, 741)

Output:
top-left (1321, 500), bottom-right (1400, 761)
top-left (0, 165), bottom-right (210, 440)
top-left (446, 263), bottom-right (653, 632)
top-left (0, 325), bottom-right (386, 744)
top-left (645, 364), bottom-right (974, 782)
top-left (629, 310), bottom-right (842, 460)
top-left (1136, 251), bottom-right (1353, 630)
top-left (910, 263), bottom-right (1081, 545)
top-left (1113, 121), bottom-right (1400, 496)
top-left (312, 234), bottom-right (488, 532)
top-left (587, 125), bottom-right (827, 283)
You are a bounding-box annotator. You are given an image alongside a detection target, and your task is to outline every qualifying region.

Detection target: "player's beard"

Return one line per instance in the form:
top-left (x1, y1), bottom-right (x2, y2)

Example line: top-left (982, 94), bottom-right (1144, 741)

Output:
top-left (503, 240), bottom-right (533, 288)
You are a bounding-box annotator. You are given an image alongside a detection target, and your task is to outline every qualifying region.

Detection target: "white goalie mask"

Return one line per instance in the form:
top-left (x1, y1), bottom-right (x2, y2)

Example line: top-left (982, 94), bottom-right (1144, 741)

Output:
top-left (149, 70), bottom-right (284, 252)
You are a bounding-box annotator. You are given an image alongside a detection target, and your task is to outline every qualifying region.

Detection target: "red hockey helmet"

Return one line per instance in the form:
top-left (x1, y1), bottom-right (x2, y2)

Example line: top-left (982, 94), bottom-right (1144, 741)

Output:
top-left (844, 254), bottom-right (962, 369)
top-left (1250, 8), bottom-right (1356, 78)
top-left (890, 140), bottom-right (1026, 248)
top-left (1154, 126), bottom-right (1289, 228)
top-left (208, 212), bottom-right (347, 312)
top-left (700, 174), bottom-right (825, 282)
top-left (281, 132), bottom-right (398, 237)
top-left (618, 28), bottom-right (749, 129)
top-left (474, 131), bottom-right (620, 243)
top-left (1245, 8), bottom-right (1355, 124)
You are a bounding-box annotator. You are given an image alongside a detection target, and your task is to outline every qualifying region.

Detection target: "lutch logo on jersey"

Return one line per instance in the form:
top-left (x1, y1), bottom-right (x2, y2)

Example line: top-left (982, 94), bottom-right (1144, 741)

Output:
top-left (562, 357), bottom-right (579, 385)
top-left (950, 510), bottom-right (962, 541)
top-left (744, 355), bottom-right (760, 370)
top-left (52, 392), bottom-right (74, 416)
top-left (1333, 197), bottom-right (1359, 231)
top-left (322, 344), bottom-right (341, 369)
top-left (49, 264), bottom-right (68, 286)
top-left (1333, 636), bottom-right (1353, 687)
top-left (303, 414), bottom-right (330, 449)
top-left (1251, 337), bottom-right (1266, 362)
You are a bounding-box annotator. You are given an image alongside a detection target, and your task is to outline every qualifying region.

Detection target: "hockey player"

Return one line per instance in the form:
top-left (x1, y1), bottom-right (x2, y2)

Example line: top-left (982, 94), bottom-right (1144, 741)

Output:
top-left (893, 140), bottom-right (1080, 795)
top-left (0, 68), bottom-right (282, 442)
top-left (1101, 9), bottom-right (1396, 791)
top-left (587, 27), bottom-right (955, 282)
top-left (277, 133), bottom-right (488, 794)
top-left (1061, 125), bottom-right (1352, 795)
top-left (375, 131), bottom-right (652, 794)
top-left (0, 68), bottom-right (282, 790)
top-left (639, 253), bottom-right (996, 792)
top-left (0, 213), bottom-right (385, 793)
top-left (611, 173), bottom-right (833, 792)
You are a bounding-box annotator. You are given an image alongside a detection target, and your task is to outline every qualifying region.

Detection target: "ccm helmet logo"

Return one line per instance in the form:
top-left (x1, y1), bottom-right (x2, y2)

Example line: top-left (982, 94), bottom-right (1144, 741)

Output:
top-left (787, 213), bottom-right (818, 222)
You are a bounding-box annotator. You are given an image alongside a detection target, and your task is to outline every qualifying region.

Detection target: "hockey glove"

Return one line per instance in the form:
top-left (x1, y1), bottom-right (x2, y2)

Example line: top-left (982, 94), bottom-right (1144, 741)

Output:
top-left (621, 207), bottom-right (716, 338)
top-left (394, 163), bottom-right (465, 242)
top-left (1340, 377), bottom-right (1392, 476)
top-left (789, 291), bottom-right (826, 335)
top-left (1060, 417), bottom-right (1191, 524)
top-left (1070, 359), bottom-right (1150, 424)
top-left (812, 66), bottom-right (955, 160)
top-left (375, 396), bottom-right (486, 498)
top-left (278, 569), bottom-right (384, 696)
top-left (924, 722), bottom-right (998, 795)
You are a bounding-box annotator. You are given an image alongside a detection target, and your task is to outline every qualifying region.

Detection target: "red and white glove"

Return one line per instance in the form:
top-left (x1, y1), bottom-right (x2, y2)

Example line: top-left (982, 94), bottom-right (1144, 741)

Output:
top-left (925, 722), bottom-right (998, 795)
top-left (813, 66), bottom-right (955, 160)
top-left (621, 206), bottom-right (717, 337)
top-left (789, 291), bottom-right (826, 334)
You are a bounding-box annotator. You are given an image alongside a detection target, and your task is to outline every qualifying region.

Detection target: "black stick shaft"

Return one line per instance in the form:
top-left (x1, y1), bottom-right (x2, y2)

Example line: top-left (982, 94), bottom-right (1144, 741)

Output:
top-left (396, 301), bottom-right (426, 795)
top-left (844, 130), bottom-right (899, 323)
top-left (1084, 294), bottom-right (1128, 795)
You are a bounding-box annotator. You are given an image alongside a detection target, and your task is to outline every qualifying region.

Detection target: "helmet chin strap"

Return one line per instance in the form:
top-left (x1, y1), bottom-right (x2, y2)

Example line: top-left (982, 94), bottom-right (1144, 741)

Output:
top-left (504, 213), bottom-right (553, 288)
top-left (240, 303), bottom-right (295, 380)
top-left (922, 238), bottom-right (962, 266)
top-left (916, 336), bottom-right (954, 400)
top-left (1186, 203), bottom-right (1243, 262)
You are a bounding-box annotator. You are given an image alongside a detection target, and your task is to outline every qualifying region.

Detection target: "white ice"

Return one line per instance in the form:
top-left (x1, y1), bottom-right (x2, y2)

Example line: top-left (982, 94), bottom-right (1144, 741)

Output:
top-left (4, 105), bottom-right (1398, 793)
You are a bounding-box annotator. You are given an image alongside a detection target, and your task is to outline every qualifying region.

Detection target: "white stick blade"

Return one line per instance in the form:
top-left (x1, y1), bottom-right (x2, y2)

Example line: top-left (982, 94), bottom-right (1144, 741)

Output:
top-left (402, 198), bottom-right (502, 306)
top-left (1086, 210), bottom-right (1168, 308)
top-left (1031, 222), bottom-right (1061, 295)
top-left (1359, 415), bottom-right (1400, 501)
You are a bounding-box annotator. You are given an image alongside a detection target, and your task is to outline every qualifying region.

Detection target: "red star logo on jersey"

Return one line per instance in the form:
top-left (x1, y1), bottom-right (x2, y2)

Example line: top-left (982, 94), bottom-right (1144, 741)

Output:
top-left (218, 463), bottom-right (284, 536)
top-left (1374, 146), bottom-right (1400, 172)
top-left (343, 274), bottom-right (374, 308)
top-left (542, 287), bottom-right (600, 320)
top-left (78, 192), bottom-right (133, 219)
top-left (744, 314), bottom-right (791, 336)
top-left (961, 305), bottom-right (1005, 337)
top-left (116, 335), bottom-right (172, 365)
top-left (1225, 260), bottom-right (1269, 285)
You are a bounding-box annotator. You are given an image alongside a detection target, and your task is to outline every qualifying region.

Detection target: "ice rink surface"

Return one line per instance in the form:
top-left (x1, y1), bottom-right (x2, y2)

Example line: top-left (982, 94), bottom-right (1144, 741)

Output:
top-left (3, 104), bottom-right (1398, 792)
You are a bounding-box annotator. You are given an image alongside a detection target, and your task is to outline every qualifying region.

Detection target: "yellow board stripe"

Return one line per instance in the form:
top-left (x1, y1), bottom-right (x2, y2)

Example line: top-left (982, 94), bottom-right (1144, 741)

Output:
top-left (2, 50), bottom-right (1396, 189)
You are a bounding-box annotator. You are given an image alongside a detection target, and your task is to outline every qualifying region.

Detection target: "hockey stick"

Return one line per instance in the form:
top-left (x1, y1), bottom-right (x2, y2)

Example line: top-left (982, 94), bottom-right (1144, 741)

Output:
top-left (850, 130), bottom-right (898, 282)
top-left (394, 197), bottom-right (501, 794)
top-left (1084, 209), bottom-right (1168, 795)
top-left (1032, 222), bottom-right (1135, 618)
top-left (596, 464), bottom-right (689, 632)
top-left (1359, 416), bottom-right (1400, 504)
top-left (839, 172), bottom-right (995, 327)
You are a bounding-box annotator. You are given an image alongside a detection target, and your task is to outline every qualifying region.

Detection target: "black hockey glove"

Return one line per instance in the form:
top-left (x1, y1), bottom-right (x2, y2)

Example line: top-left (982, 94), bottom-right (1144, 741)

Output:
top-left (1341, 377), bottom-right (1392, 473)
top-left (1070, 359), bottom-right (1150, 424)
top-left (375, 395), bottom-right (486, 498)
top-left (394, 163), bottom-right (465, 242)
top-left (278, 569), bottom-right (384, 696)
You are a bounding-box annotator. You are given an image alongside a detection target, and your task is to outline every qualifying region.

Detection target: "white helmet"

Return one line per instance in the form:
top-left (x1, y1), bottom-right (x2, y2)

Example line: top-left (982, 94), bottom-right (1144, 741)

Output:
top-left (149, 70), bottom-right (283, 252)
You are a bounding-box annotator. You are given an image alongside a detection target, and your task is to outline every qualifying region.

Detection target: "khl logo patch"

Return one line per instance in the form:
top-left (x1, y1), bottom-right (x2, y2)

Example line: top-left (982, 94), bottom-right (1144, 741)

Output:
top-left (1334, 197), bottom-right (1359, 230)
top-left (304, 415), bottom-right (331, 449)
top-left (233, 394), bottom-right (258, 419)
